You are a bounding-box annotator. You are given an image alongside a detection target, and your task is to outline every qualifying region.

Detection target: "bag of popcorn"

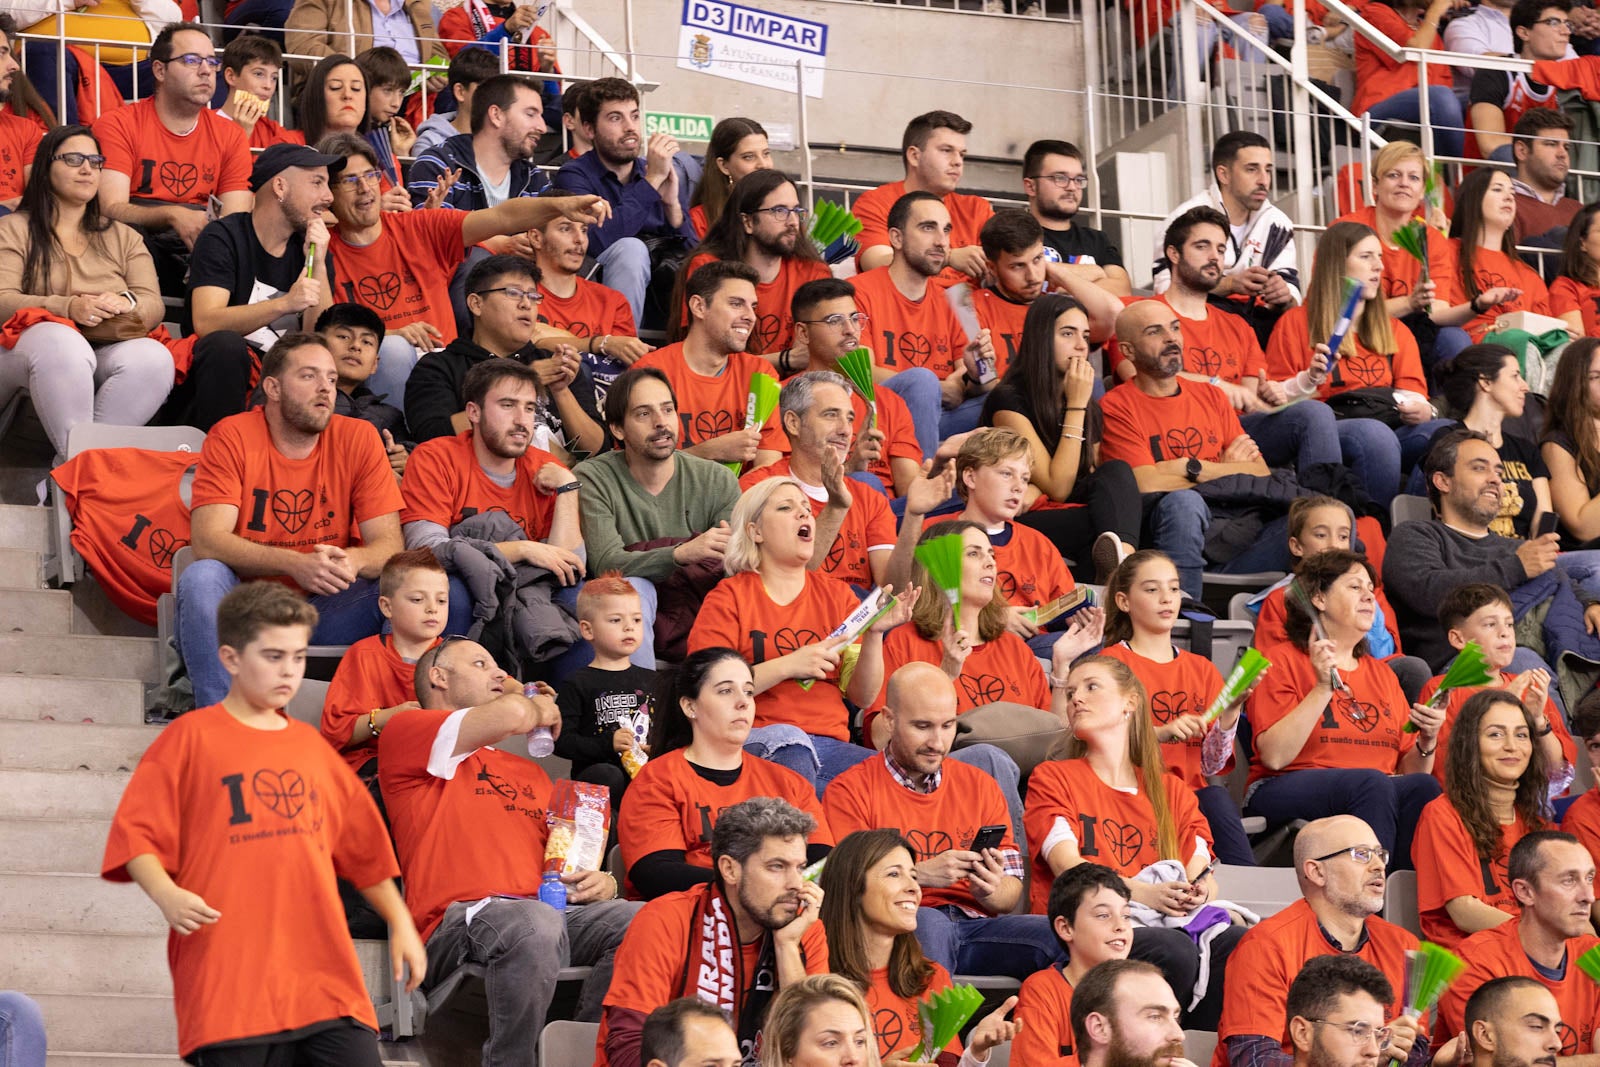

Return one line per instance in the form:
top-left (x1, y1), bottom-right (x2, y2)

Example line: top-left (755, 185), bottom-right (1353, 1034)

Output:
top-left (545, 780), bottom-right (610, 875)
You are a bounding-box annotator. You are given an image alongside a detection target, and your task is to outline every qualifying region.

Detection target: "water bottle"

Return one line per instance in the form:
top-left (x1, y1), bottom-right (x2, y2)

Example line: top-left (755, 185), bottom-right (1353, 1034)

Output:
top-left (538, 870), bottom-right (567, 911)
top-left (524, 683), bottom-right (555, 756)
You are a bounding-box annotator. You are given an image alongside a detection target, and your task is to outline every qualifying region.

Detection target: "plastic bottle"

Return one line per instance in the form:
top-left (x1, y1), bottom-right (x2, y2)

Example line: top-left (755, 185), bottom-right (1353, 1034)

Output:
top-left (538, 871), bottom-right (567, 911)
top-left (525, 682), bottom-right (555, 756)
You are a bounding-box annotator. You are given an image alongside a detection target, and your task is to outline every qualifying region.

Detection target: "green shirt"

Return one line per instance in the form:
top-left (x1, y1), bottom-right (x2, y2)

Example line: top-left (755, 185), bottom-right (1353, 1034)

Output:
top-left (573, 450), bottom-right (740, 581)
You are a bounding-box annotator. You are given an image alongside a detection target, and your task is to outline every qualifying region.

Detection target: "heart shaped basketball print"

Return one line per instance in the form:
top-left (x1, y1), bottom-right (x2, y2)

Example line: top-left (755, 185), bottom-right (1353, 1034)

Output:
top-left (1101, 819), bottom-right (1145, 868)
top-left (904, 829), bottom-right (954, 859)
top-left (751, 314), bottom-right (782, 353)
top-left (147, 527), bottom-right (188, 569)
top-left (773, 627), bottom-right (823, 655)
top-left (959, 674), bottom-right (1006, 705)
top-left (160, 161), bottom-right (198, 199)
top-left (692, 410), bottom-right (736, 441)
top-left (252, 768), bottom-right (307, 819)
top-left (357, 272), bottom-right (403, 311)
top-left (272, 489), bottom-right (316, 534)
top-left (1164, 426), bottom-right (1204, 458)
top-left (1149, 690), bottom-right (1189, 725)
top-left (897, 332), bottom-right (933, 368)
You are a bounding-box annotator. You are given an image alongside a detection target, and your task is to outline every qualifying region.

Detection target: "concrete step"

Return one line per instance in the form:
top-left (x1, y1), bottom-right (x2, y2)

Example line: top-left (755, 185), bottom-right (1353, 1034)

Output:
top-left (0, 587), bottom-right (72, 634)
top-left (0, 503), bottom-right (50, 554)
top-left (0, 633), bottom-right (160, 683)
top-left (33, 993), bottom-right (176, 1056)
top-left (0, 547), bottom-right (39, 588)
top-left (0, 816), bottom-right (114, 874)
top-left (6, 930), bottom-right (171, 995)
top-left (0, 676), bottom-right (146, 725)
top-left (0, 872), bottom-right (168, 936)
top-left (0, 720), bottom-right (157, 773)
top-left (0, 768), bottom-right (131, 819)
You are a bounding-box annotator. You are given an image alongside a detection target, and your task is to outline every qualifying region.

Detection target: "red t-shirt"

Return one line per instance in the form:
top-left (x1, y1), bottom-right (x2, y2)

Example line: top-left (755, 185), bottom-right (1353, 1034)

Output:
top-left (95, 99), bottom-right (252, 206)
top-left (633, 343), bottom-right (785, 452)
top-left (867, 963), bottom-right (961, 1061)
top-left (1336, 205), bottom-right (1457, 304)
top-left (249, 115), bottom-right (306, 150)
top-left (399, 429), bottom-right (559, 540)
top-left (824, 753), bottom-right (1017, 911)
top-left (1353, 3), bottom-right (1454, 114)
top-left (1102, 642), bottom-right (1225, 790)
top-left (865, 624), bottom-right (1050, 740)
top-left (1415, 671), bottom-right (1574, 789)
top-left (190, 410), bottom-right (403, 585)
top-left (1551, 276), bottom-right (1600, 337)
top-left (1564, 789), bottom-right (1600, 870)
top-left (1109, 295), bottom-right (1266, 383)
top-left (1099, 380), bottom-right (1247, 469)
top-left (1015, 966), bottom-right (1079, 1067)
top-left (1265, 305), bottom-right (1427, 398)
top-left (689, 569), bottom-right (863, 740)
top-left (1444, 242), bottom-right (1552, 342)
top-left (1252, 583), bottom-right (1404, 654)
top-left (849, 385), bottom-right (921, 496)
top-left (1436, 919), bottom-right (1600, 1051)
top-left (851, 266), bottom-right (970, 380)
top-left (1413, 796), bottom-right (1526, 951)
top-left (331, 208), bottom-right (468, 343)
top-left (971, 288), bottom-right (1030, 379)
top-left (738, 458), bottom-right (896, 587)
top-left (1214, 900), bottom-right (1417, 1067)
top-left (321, 633), bottom-right (437, 773)
top-left (1022, 758), bottom-right (1211, 912)
top-left (538, 276), bottom-right (638, 339)
top-left (1245, 648), bottom-right (1416, 787)
top-left (689, 204), bottom-right (709, 239)
top-left (684, 252), bottom-right (831, 356)
top-left (852, 180), bottom-right (995, 289)
top-left (618, 749), bottom-right (834, 886)
top-left (991, 520), bottom-right (1075, 607)
top-left (101, 705), bottom-right (395, 1056)
top-left (0, 108), bottom-right (41, 202)
top-left (377, 706), bottom-right (554, 938)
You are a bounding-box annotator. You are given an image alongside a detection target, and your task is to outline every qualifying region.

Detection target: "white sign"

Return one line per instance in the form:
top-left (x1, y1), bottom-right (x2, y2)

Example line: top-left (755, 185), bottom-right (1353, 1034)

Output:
top-left (677, 0), bottom-right (827, 98)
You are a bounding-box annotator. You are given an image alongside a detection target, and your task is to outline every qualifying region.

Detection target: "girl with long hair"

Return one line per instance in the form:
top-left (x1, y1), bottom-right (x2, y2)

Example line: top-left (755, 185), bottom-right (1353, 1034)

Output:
top-left (1243, 549), bottom-right (1444, 868)
top-left (1553, 202), bottom-right (1600, 337)
top-left (1449, 167), bottom-right (1549, 341)
top-left (1023, 654), bottom-right (1245, 1030)
top-left (297, 54), bottom-right (366, 146)
top-left (620, 647), bottom-right (832, 900)
top-left (818, 829), bottom-right (1019, 1066)
top-left (1540, 338), bottom-right (1600, 546)
top-left (1412, 689), bottom-right (1548, 949)
top-left (689, 117), bottom-right (772, 238)
top-left (1265, 220), bottom-right (1452, 503)
top-left (1436, 344), bottom-right (1549, 539)
top-left (0, 124), bottom-right (171, 455)
top-left (1099, 550), bottom-right (1254, 865)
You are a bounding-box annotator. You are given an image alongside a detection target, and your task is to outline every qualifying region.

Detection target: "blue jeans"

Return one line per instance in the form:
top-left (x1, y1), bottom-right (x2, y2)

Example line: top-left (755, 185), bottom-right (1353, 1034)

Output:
top-left (1245, 768), bottom-right (1441, 870)
top-left (744, 725), bottom-right (874, 798)
top-left (1197, 783), bottom-right (1255, 866)
top-left (0, 992), bottom-right (45, 1067)
top-left (1335, 416), bottom-right (1403, 505)
top-left (1146, 490), bottom-right (1294, 600)
top-left (444, 574), bottom-right (658, 677)
top-left (176, 559), bottom-right (387, 707)
top-left (596, 237), bottom-right (650, 327)
top-left (1366, 86), bottom-right (1465, 160)
top-left (916, 905), bottom-right (1062, 980)
top-left (939, 393), bottom-right (986, 441)
top-left (22, 41), bottom-right (83, 124)
top-left (223, 0), bottom-right (293, 32)
top-left (369, 336), bottom-right (420, 419)
top-left (1239, 400), bottom-right (1341, 477)
top-left (881, 366), bottom-right (941, 460)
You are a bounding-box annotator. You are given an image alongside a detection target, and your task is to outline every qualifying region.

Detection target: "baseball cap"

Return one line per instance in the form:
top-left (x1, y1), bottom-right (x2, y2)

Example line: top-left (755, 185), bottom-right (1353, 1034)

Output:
top-left (250, 143), bottom-right (343, 192)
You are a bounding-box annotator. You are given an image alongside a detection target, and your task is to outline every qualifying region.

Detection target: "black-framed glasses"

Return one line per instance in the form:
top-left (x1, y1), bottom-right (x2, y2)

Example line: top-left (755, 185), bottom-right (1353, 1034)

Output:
top-left (1028, 172), bottom-right (1089, 188)
top-left (336, 169), bottom-right (383, 190)
top-left (1311, 845), bottom-right (1390, 866)
top-left (1536, 16), bottom-right (1575, 29)
top-left (166, 52), bottom-right (223, 70)
top-left (1308, 1020), bottom-right (1392, 1048)
top-left (747, 204), bottom-right (809, 222)
top-left (472, 285), bottom-right (543, 305)
top-left (798, 312), bottom-right (869, 330)
top-left (53, 152), bottom-right (105, 169)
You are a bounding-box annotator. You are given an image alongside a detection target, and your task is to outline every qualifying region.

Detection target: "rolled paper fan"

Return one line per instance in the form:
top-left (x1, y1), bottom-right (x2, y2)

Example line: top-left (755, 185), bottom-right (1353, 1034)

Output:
top-left (1391, 219), bottom-right (1431, 286)
top-left (838, 346), bottom-right (876, 430)
top-left (1200, 647), bottom-right (1272, 726)
top-left (1407, 641), bottom-right (1494, 731)
top-left (724, 372), bottom-right (782, 473)
top-left (907, 984), bottom-right (986, 1064)
top-left (810, 200), bottom-right (863, 248)
top-left (915, 533), bottom-right (965, 622)
top-left (1578, 943), bottom-right (1600, 984)
top-left (1321, 276), bottom-right (1364, 360)
top-left (1402, 942), bottom-right (1466, 1018)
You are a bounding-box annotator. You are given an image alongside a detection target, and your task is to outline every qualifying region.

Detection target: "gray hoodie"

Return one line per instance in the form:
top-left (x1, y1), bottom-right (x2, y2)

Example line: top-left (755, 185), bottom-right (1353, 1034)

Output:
top-left (412, 111), bottom-right (464, 157)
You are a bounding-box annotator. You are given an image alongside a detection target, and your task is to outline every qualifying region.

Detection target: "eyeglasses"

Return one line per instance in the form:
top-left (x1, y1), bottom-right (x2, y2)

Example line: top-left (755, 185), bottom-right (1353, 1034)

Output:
top-left (336, 169), bottom-right (383, 190)
top-left (53, 152), bottom-right (105, 169)
top-left (166, 52), bottom-right (223, 70)
top-left (1536, 16), bottom-right (1575, 29)
top-left (798, 312), bottom-right (869, 330)
top-left (473, 285), bottom-right (543, 305)
top-left (1311, 845), bottom-right (1391, 867)
top-left (1028, 172), bottom-right (1089, 188)
top-left (1308, 1020), bottom-right (1392, 1048)
top-left (747, 204), bottom-right (809, 222)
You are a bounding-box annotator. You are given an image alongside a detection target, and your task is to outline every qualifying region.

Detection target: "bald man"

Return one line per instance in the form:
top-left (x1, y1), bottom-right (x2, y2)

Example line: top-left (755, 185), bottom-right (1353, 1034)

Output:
top-left (1215, 816), bottom-right (1427, 1067)
top-left (1462, 978), bottom-right (1563, 1067)
top-left (822, 662), bottom-right (1054, 980)
top-left (1098, 300), bottom-right (1291, 599)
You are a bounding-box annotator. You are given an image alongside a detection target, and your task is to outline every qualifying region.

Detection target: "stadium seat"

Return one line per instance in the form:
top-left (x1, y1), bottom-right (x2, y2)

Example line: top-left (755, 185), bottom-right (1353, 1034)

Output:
top-left (540, 1020), bottom-right (602, 1067)
top-left (1391, 495), bottom-right (1431, 528)
top-left (1214, 863), bottom-right (1301, 918)
top-left (285, 678), bottom-right (329, 728)
top-left (1186, 1030), bottom-right (1219, 1065)
top-left (1228, 592), bottom-right (1256, 623)
top-left (162, 546), bottom-right (350, 671)
top-left (953, 974), bottom-right (1022, 992)
top-left (1200, 572), bottom-right (1284, 617)
top-left (1382, 869), bottom-right (1421, 936)
top-left (359, 940), bottom-right (596, 1039)
top-left (1172, 617), bottom-right (1254, 675)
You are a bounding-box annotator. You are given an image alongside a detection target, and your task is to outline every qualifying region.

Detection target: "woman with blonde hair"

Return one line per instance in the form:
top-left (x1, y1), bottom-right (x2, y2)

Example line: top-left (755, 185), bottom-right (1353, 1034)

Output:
top-left (689, 477), bottom-right (912, 794)
top-left (758, 974), bottom-right (880, 1067)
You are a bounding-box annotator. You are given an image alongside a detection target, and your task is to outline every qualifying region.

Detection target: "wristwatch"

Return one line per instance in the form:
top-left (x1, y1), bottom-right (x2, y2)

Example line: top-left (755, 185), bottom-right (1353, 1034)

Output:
top-left (1185, 457), bottom-right (1202, 483)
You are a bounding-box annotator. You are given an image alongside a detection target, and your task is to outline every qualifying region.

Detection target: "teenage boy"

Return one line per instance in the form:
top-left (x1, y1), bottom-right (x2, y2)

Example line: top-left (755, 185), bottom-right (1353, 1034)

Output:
top-left (102, 581), bottom-right (426, 1066)
top-left (317, 302), bottom-right (409, 471)
top-left (218, 34), bottom-right (304, 149)
top-left (355, 47), bottom-right (414, 187)
top-left (1012, 864), bottom-right (1135, 1067)
top-left (412, 45), bottom-right (500, 157)
top-left (555, 573), bottom-right (656, 805)
top-left (320, 547), bottom-right (447, 777)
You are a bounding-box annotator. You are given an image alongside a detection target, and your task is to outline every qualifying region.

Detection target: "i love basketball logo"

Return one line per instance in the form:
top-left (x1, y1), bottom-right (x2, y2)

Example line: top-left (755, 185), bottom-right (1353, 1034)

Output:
top-left (272, 489), bottom-right (315, 534)
top-left (751, 314), bottom-right (782, 353)
top-left (1335, 693), bottom-right (1380, 733)
top-left (874, 1009), bottom-right (906, 1054)
top-left (560, 320), bottom-right (593, 337)
top-left (357, 273), bottom-right (403, 311)
top-left (1559, 1022), bottom-right (1579, 1057)
top-left (1100, 819), bottom-right (1144, 868)
top-left (147, 528), bottom-right (187, 570)
top-left (252, 768), bottom-right (306, 819)
top-left (1385, 277), bottom-right (1412, 299)
top-left (691, 410), bottom-right (736, 442)
top-left (1164, 426), bottom-right (1204, 459)
top-left (959, 674), bottom-right (1006, 705)
top-left (897, 332), bottom-right (933, 368)
top-left (1191, 346), bottom-right (1224, 377)
top-left (773, 627), bottom-right (823, 655)
top-left (1149, 690), bottom-right (1190, 725)
top-left (160, 161), bottom-right (198, 199)
top-left (1476, 270), bottom-right (1510, 291)
top-left (1343, 352), bottom-right (1390, 387)
top-left (905, 829), bottom-right (954, 859)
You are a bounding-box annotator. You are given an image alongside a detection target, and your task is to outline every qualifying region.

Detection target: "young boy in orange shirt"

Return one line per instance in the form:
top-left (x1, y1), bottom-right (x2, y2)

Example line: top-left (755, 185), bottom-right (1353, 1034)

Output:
top-left (102, 581), bottom-right (424, 1065)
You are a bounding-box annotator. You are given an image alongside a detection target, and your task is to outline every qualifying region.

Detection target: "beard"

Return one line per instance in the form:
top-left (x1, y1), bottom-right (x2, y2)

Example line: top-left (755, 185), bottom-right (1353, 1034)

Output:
top-left (752, 228), bottom-right (797, 258)
top-left (1106, 1033), bottom-right (1188, 1067)
top-left (1175, 257), bottom-right (1222, 294)
top-left (480, 422), bottom-right (531, 459)
top-left (279, 393), bottom-right (332, 435)
top-left (738, 881), bottom-right (801, 931)
top-left (903, 245), bottom-right (946, 279)
top-left (501, 127), bottom-right (536, 162)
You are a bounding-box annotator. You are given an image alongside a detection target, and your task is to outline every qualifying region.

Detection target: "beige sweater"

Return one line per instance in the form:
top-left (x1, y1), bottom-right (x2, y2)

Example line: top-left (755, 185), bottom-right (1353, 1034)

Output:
top-left (0, 212), bottom-right (163, 333)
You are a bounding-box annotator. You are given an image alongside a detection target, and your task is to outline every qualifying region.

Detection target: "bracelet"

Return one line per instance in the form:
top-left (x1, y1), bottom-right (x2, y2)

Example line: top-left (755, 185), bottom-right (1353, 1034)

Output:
top-left (596, 334), bottom-right (610, 357)
top-left (368, 707), bottom-right (381, 738)
top-left (1536, 719), bottom-right (1554, 737)
top-left (779, 347), bottom-right (793, 375)
top-left (1061, 431), bottom-right (1086, 442)
top-left (601, 870), bottom-right (620, 900)
top-left (1049, 672), bottom-right (1070, 689)
top-left (1064, 406), bottom-right (1087, 412)
top-left (1416, 741), bottom-right (1436, 757)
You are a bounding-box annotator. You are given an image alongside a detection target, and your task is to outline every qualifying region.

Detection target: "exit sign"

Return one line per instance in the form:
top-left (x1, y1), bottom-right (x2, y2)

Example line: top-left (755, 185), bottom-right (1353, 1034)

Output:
top-left (645, 112), bottom-right (714, 142)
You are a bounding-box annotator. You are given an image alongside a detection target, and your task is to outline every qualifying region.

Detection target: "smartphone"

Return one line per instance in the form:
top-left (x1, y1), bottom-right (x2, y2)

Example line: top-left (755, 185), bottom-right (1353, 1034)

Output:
top-left (969, 825), bottom-right (1008, 853)
top-left (1537, 512), bottom-right (1559, 539)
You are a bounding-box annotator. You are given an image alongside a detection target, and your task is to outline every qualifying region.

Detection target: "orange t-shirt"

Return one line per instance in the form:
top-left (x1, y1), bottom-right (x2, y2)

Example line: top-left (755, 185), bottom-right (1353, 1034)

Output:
top-left (321, 633), bottom-right (438, 773)
top-left (633, 343), bottom-right (785, 452)
top-left (689, 204), bottom-right (709, 239)
top-left (1415, 671), bottom-right (1574, 789)
top-left (849, 385), bottom-right (922, 495)
top-left (1022, 758), bottom-right (1211, 912)
top-left (684, 252), bottom-right (831, 356)
top-left (852, 180), bottom-right (995, 289)
top-left (331, 208), bottom-right (468, 343)
top-left (1109, 295), bottom-right (1266, 383)
top-left (851, 266), bottom-right (970, 380)
top-left (1413, 796), bottom-right (1526, 951)
top-left (1353, 3), bottom-right (1454, 114)
top-left (1265, 305), bottom-right (1427, 398)
top-left (1099, 380), bottom-right (1246, 469)
top-left (971, 287), bottom-right (1030, 379)
top-left (0, 108), bottom-right (41, 202)
top-left (618, 749), bottom-right (834, 883)
top-left (823, 753), bottom-right (1018, 911)
top-left (538, 276), bottom-right (638, 339)
top-left (190, 410), bottom-right (403, 578)
top-left (101, 705), bottom-right (395, 1056)
top-left (1214, 899), bottom-right (1417, 1067)
top-left (377, 706), bottom-right (554, 939)
top-left (1252, 583), bottom-right (1404, 654)
top-left (1102, 642), bottom-right (1225, 790)
top-left (1444, 242), bottom-right (1552, 341)
top-left (249, 116), bottom-right (306, 150)
top-left (739, 458), bottom-right (896, 587)
top-left (867, 963), bottom-right (961, 1061)
top-left (1245, 648), bottom-right (1416, 787)
top-left (689, 569), bottom-right (863, 740)
top-left (399, 429), bottom-right (560, 540)
top-left (1563, 790), bottom-right (1600, 869)
top-left (1335, 205), bottom-right (1457, 304)
top-left (865, 625), bottom-right (1050, 739)
top-left (919, 513), bottom-right (1074, 609)
top-left (1551, 276), bottom-right (1600, 337)
top-left (1015, 965), bottom-right (1079, 1067)
top-left (95, 99), bottom-right (252, 206)
top-left (1436, 919), bottom-right (1600, 1051)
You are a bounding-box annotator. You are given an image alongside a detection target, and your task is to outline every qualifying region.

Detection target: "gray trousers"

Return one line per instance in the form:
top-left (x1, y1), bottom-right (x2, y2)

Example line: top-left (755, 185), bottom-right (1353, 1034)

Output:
top-left (425, 896), bottom-right (640, 1067)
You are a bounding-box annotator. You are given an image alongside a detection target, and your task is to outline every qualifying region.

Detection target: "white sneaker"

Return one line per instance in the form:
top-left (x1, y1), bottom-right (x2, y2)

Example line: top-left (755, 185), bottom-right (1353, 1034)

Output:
top-left (1092, 530), bottom-right (1129, 584)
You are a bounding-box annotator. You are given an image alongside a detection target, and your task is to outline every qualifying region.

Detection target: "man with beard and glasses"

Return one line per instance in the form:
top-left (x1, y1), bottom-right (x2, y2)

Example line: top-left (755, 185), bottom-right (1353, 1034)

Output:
top-left (0, 14), bottom-right (39, 211)
top-left (680, 171), bottom-right (829, 364)
top-left (852, 191), bottom-right (997, 440)
top-left (1460, 978), bottom-right (1565, 1067)
top-left (1284, 957), bottom-right (1398, 1067)
top-left (406, 73), bottom-right (548, 212)
top-left (1022, 138), bottom-right (1131, 297)
top-left (177, 333), bottom-right (404, 707)
top-left (1071, 959), bottom-right (1197, 1067)
top-left (596, 796), bottom-right (830, 1067)
top-left (180, 144), bottom-right (338, 434)
top-left (380, 638), bottom-right (639, 1067)
top-left (635, 260), bottom-right (784, 471)
top-left (1100, 300), bottom-right (1286, 601)
top-left (1437, 832), bottom-right (1600, 1054)
top-left (1218, 817), bottom-right (1426, 1067)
